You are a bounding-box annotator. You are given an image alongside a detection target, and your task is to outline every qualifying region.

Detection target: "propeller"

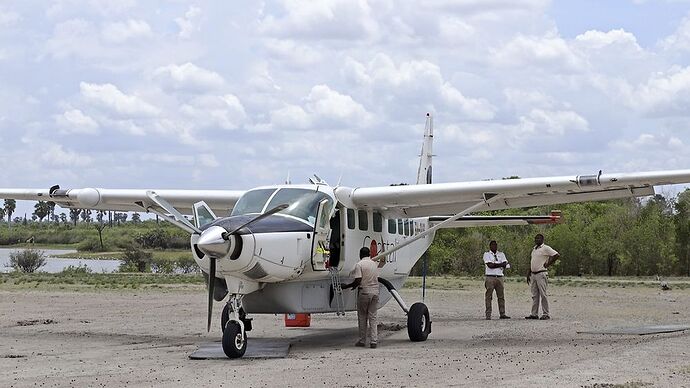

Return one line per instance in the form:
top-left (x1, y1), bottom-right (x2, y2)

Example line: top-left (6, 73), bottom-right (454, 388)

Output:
top-left (205, 203), bottom-right (289, 332)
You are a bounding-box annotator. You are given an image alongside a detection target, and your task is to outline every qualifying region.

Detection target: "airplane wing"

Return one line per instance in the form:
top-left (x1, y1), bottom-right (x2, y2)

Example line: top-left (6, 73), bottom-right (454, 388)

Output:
top-left (0, 186), bottom-right (245, 216)
top-left (335, 169), bottom-right (690, 218)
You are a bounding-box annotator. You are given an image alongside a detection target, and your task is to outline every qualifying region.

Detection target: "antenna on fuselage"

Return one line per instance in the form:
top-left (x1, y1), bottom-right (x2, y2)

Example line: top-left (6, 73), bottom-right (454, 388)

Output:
top-left (285, 171), bottom-right (291, 185)
top-left (416, 113), bottom-right (434, 185)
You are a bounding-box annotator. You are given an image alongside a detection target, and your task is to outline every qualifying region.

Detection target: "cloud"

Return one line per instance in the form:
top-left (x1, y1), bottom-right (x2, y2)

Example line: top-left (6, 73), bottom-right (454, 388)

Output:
top-left (101, 19), bottom-right (152, 44)
top-left (611, 133), bottom-right (685, 151)
top-left (263, 39), bottom-right (323, 67)
top-left (491, 33), bottom-right (586, 72)
top-left (0, 9), bottom-right (21, 27)
top-left (55, 109), bottom-right (100, 134)
top-left (153, 63), bottom-right (225, 93)
top-left (518, 109), bottom-right (589, 135)
top-left (80, 82), bottom-right (159, 118)
top-left (630, 66), bottom-right (690, 117)
top-left (175, 5), bottom-right (201, 39)
top-left (258, 0), bottom-right (379, 40)
top-left (348, 54), bottom-right (496, 120)
top-left (269, 84), bottom-right (371, 130)
top-left (661, 15), bottom-right (690, 52)
top-left (41, 143), bottom-right (93, 167)
top-left (180, 94), bottom-right (247, 130)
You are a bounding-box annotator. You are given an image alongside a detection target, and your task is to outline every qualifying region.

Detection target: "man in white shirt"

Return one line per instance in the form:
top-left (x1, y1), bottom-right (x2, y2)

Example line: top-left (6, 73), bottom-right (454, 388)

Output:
top-left (525, 234), bottom-right (560, 320)
top-left (342, 247), bottom-right (386, 348)
top-left (483, 240), bottom-right (510, 320)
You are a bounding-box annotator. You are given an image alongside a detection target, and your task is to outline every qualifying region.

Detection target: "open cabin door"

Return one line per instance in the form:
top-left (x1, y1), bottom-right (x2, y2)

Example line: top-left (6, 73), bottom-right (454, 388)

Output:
top-left (192, 201), bottom-right (218, 228)
top-left (310, 199), bottom-right (333, 271)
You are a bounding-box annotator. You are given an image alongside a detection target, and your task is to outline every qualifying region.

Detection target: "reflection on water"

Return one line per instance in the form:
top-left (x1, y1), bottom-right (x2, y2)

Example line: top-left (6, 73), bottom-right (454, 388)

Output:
top-left (0, 248), bottom-right (121, 273)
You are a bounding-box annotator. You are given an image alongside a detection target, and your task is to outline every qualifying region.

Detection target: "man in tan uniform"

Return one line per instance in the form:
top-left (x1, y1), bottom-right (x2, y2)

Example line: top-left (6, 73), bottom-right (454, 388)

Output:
top-left (342, 247), bottom-right (386, 348)
top-left (525, 234), bottom-right (560, 320)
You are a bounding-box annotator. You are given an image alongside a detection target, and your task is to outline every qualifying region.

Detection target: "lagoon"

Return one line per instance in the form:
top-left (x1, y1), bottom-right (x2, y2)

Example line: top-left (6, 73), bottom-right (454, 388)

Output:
top-left (0, 248), bottom-right (121, 273)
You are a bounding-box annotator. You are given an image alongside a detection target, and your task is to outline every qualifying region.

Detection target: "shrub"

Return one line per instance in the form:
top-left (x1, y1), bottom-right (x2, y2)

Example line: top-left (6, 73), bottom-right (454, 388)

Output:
top-left (119, 246), bottom-right (153, 272)
top-left (135, 229), bottom-right (169, 249)
top-left (9, 249), bottom-right (47, 273)
top-left (151, 257), bottom-right (175, 274)
top-left (174, 255), bottom-right (199, 274)
top-left (77, 237), bottom-right (102, 252)
top-left (61, 264), bottom-right (92, 274)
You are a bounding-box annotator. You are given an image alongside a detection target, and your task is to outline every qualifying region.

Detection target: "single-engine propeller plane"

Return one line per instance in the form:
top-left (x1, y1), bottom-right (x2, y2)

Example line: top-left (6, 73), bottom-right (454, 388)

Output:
top-left (2, 114), bottom-right (690, 358)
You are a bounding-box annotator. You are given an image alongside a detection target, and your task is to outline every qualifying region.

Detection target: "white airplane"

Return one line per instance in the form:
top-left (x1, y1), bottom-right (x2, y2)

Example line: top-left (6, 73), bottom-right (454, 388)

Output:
top-left (2, 114), bottom-right (690, 358)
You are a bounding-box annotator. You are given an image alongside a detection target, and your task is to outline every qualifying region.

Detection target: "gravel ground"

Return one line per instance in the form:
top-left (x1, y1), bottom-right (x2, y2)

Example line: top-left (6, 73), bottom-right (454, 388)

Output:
top-left (2, 281), bottom-right (690, 387)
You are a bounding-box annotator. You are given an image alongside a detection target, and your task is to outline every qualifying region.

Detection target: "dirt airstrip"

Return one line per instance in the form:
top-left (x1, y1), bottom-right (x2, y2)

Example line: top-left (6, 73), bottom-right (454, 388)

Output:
top-left (2, 281), bottom-right (690, 387)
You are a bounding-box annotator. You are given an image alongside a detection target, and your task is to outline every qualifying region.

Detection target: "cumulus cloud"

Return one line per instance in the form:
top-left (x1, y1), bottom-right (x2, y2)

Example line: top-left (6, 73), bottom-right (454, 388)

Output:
top-left (269, 84), bottom-right (371, 130)
top-left (180, 94), bottom-right (247, 130)
top-left (491, 33), bottom-right (586, 72)
top-left (661, 15), bottom-right (690, 52)
top-left (518, 109), bottom-right (589, 136)
top-left (55, 109), bottom-right (100, 134)
top-left (629, 66), bottom-right (690, 117)
top-left (41, 143), bottom-right (93, 167)
top-left (175, 5), bottom-right (201, 39)
top-left (80, 82), bottom-right (159, 118)
top-left (258, 0), bottom-right (379, 40)
top-left (153, 63), bottom-right (225, 93)
top-left (348, 54), bottom-right (496, 120)
top-left (101, 19), bottom-right (152, 44)
top-left (263, 39), bottom-right (323, 67)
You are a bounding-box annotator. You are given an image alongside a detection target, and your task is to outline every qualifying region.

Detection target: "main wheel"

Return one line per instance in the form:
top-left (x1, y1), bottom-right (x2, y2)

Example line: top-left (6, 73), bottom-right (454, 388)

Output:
top-left (222, 321), bottom-right (247, 358)
top-left (407, 302), bottom-right (431, 342)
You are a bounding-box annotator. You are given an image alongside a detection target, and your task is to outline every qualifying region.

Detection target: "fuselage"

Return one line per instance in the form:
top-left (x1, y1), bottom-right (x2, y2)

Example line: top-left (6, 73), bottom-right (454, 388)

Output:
top-left (191, 183), bottom-right (435, 313)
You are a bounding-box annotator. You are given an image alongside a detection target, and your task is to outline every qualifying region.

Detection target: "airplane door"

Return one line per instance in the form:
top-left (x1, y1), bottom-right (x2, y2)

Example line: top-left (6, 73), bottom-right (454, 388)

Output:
top-left (311, 199), bottom-right (332, 271)
top-left (192, 201), bottom-right (218, 228)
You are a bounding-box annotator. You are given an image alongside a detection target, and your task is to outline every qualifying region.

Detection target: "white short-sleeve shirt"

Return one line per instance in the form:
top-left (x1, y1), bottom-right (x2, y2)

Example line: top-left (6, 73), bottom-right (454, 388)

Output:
top-left (530, 244), bottom-right (558, 272)
top-left (483, 251), bottom-right (507, 276)
top-left (352, 257), bottom-right (380, 294)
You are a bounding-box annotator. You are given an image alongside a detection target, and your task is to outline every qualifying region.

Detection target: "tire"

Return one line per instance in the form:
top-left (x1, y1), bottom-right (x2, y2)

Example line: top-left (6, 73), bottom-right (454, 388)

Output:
top-left (222, 321), bottom-right (247, 358)
top-left (407, 302), bottom-right (431, 342)
top-left (220, 304), bottom-right (230, 333)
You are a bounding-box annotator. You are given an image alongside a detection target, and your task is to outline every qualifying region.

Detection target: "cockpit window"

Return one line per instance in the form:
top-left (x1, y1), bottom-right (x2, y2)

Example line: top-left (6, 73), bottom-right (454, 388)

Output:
top-left (230, 189), bottom-right (276, 216)
top-left (266, 188), bottom-right (333, 225)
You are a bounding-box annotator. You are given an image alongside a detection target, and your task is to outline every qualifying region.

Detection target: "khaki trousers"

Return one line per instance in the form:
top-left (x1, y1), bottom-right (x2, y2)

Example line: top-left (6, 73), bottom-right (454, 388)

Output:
top-left (357, 292), bottom-right (379, 344)
top-left (484, 276), bottom-right (505, 317)
top-left (530, 272), bottom-right (549, 317)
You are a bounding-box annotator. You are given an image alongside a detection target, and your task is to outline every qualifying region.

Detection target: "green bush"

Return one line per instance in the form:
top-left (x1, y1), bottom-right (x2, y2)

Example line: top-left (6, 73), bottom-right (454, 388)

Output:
top-left (9, 249), bottom-right (47, 273)
top-left (120, 246), bottom-right (153, 272)
top-left (151, 256), bottom-right (175, 274)
top-left (61, 264), bottom-right (92, 274)
top-left (77, 237), bottom-right (102, 252)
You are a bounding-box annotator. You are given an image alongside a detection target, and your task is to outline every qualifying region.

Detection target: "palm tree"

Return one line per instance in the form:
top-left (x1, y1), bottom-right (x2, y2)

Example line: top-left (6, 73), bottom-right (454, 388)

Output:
top-left (33, 201), bottom-right (51, 222)
top-left (4, 199), bottom-right (16, 228)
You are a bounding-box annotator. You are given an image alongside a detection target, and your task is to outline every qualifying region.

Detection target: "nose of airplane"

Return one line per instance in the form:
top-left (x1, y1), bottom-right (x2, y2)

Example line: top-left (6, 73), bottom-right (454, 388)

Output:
top-left (197, 225), bottom-right (232, 258)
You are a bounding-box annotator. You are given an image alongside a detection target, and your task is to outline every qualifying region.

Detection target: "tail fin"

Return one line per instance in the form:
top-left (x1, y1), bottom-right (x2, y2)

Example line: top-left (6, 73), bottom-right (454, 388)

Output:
top-left (416, 113), bottom-right (433, 184)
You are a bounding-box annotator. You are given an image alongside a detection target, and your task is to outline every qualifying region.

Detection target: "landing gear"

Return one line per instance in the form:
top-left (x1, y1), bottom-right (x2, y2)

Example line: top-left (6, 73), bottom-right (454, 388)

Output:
top-left (221, 295), bottom-right (251, 358)
top-left (407, 302), bottom-right (431, 341)
top-left (378, 278), bottom-right (432, 342)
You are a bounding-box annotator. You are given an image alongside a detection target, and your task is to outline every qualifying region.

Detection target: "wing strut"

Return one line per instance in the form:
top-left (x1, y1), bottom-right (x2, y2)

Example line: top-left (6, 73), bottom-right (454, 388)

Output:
top-left (371, 194), bottom-right (504, 262)
top-left (141, 191), bottom-right (202, 235)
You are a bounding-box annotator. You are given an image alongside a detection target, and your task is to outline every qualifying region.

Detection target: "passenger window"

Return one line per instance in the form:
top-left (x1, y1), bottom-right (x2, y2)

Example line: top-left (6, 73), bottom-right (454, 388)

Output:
top-left (397, 219), bottom-right (404, 235)
top-left (373, 212), bottom-right (382, 232)
top-left (358, 210), bottom-right (368, 230)
top-left (387, 219), bottom-right (396, 234)
top-left (404, 220), bottom-right (411, 236)
top-left (347, 209), bottom-right (355, 230)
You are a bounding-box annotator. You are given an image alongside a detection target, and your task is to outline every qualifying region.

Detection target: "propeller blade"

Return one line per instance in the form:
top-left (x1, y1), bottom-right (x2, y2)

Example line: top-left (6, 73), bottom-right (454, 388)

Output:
top-left (222, 203), bottom-right (289, 239)
top-left (207, 257), bottom-right (216, 332)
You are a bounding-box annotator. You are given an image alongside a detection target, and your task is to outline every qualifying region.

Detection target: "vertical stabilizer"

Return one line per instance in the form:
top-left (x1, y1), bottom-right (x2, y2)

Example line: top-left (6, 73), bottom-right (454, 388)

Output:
top-left (416, 113), bottom-right (433, 184)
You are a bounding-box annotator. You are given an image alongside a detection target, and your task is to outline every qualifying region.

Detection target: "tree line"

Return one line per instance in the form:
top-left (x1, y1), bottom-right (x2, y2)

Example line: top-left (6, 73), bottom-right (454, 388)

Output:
top-left (415, 190), bottom-right (690, 278)
top-left (1, 199), bottom-right (142, 227)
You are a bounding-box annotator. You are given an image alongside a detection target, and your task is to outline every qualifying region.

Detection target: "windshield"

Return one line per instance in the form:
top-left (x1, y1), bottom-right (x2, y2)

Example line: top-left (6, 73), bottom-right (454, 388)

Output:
top-left (267, 188), bottom-right (333, 225)
top-left (230, 189), bottom-right (275, 216)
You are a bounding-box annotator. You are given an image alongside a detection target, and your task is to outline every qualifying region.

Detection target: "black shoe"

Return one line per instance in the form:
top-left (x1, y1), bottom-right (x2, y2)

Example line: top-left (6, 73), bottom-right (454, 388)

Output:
top-left (355, 341), bottom-right (365, 347)
top-left (485, 316), bottom-right (491, 320)
top-left (525, 315), bottom-right (538, 319)
top-left (539, 315), bottom-right (550, 320)
top-left (370, 343), bottom-right (377, 349)
top-left (499, 315), bottom-right (511, 319)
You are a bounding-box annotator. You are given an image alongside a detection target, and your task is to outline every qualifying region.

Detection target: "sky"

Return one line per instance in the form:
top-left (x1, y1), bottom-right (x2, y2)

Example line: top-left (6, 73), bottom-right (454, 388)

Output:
top-left (1, 0), bottom-right (690, 217)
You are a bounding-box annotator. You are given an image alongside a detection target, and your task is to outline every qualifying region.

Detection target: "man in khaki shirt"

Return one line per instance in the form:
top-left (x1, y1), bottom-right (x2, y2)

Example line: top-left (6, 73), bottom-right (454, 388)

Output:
top-left (342, 247), bottom-right (386, 348)
top-left (525, 234), bottom-right (560, 320)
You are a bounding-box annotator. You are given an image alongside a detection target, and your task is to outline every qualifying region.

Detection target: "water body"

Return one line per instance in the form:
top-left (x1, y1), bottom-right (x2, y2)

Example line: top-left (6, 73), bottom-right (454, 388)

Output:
top-left (0, 248), bottom-right (121, 273)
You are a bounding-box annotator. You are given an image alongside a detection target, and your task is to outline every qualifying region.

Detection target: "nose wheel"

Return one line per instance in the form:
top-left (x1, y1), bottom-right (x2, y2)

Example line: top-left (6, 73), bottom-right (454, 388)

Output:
top-left (221, 295), bottom-right (251, 358)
